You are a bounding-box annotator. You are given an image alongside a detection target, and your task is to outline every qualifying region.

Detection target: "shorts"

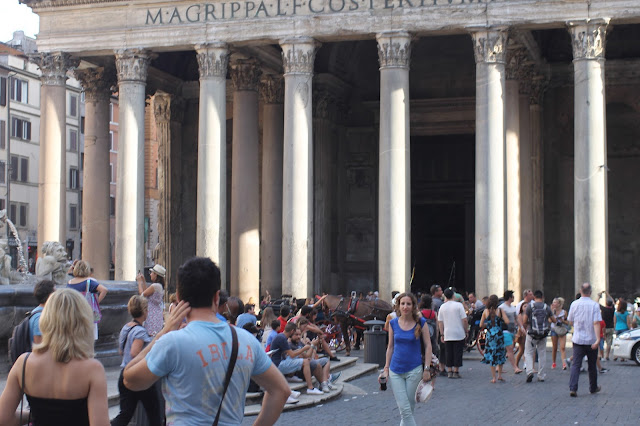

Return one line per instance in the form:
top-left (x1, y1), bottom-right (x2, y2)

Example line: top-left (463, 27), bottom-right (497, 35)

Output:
top-left (309, 357), bottom-right (328, 371)
top-left (503, 331), bottom-right (514, 347)
top-left (550, 330), bottom-right (558, 337)
top-left (278, 357), bottom-right (304, 375)
top-left (444, 339), bottom-right (464, 368)
top-left (604, 328), bottom-right (614, 346)
top-left (599, 339), bottom-right (604, 351)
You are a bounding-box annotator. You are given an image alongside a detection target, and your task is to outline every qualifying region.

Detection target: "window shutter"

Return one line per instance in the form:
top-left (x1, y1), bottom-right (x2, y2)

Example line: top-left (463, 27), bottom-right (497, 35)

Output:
top-left (0, 77), bottom-right (6, 106)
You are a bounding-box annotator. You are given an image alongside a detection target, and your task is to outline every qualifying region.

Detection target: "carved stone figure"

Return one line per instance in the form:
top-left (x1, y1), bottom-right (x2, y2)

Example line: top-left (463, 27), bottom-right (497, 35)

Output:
top-left (35, 241), bottom-right (70, 285)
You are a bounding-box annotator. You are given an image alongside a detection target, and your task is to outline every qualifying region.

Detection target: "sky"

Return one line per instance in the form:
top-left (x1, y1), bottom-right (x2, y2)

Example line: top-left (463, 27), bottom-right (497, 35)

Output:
top-left (0, 1), bottom-right (40, 43)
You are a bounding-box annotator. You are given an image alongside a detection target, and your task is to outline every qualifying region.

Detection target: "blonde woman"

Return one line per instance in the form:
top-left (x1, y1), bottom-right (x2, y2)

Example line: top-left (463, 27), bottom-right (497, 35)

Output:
top-left (0, 288), bottom-right (109, 426)
top-left (68, 260), bottom-right (108, 340)
top-left (550, 297), bottom-right (568, 370)
top-left (381, 293), bottom-right (433, 426)
top-left (260, 307), bottom-right (278, 347)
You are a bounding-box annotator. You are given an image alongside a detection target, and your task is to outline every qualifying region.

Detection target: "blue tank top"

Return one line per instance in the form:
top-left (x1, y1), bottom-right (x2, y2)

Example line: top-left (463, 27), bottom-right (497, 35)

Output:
top-left (614, 311), bottom-right (629, 331)
top-left (389, 317), bottom-right (427, 374)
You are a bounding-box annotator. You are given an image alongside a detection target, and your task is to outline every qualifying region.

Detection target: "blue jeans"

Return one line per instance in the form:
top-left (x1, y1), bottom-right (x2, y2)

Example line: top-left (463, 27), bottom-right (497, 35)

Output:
top-left (569, 343), bottom-right (598, 393)
top-left (389, 365), bottom-right (423, 426)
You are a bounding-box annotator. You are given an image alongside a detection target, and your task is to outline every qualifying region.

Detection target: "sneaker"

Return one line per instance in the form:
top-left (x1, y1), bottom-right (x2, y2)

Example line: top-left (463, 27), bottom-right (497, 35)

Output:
top-left (290, 390), bottom-right (301, 398)
top-left (526, 373), bottom-right (534, 383)
top-left (453, 372), bottom-right (461, 379)
top-left (448, 371), bottom-right (454, 379)
top-left (569, 391), bottom-right (577, 397)
top-left (590, 386), bottom-right (602, 394)
top-left (439, 370), bottom-right (448, 377)
top-left (307, 387), bottom-right (324, 395)
top-left (599, 368), bottom-right (609, 374)
top-left (327, 382), bottom-right (337, 390)
top-left (330, 356), bottom-right (340, 362)
top-left (287, 376), bottom-right (303, 383)
top-left (538, 377), bottom-right (545, 382)
top-left (286, 396), bottom-right (300, 404)
top-left (321, 382), bottom-right (330, 393)
top-left (329, 372), bottom-right (341, 384)
top-left (565, 358), bottom-right (572, 368)
top-left (552, 363), bottom-right (557, 369)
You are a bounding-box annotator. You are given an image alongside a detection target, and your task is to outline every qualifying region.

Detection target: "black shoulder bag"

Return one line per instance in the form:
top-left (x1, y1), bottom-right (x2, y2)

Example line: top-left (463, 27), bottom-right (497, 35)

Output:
top-left (213, 324), bottom-right (239, 426)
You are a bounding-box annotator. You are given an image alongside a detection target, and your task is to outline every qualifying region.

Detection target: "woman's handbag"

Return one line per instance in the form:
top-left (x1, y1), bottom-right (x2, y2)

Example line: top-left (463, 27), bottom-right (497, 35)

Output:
top-left (554, 324), bottom-right (568, 337)
top-left (84, 280), bottom-right (102, 323)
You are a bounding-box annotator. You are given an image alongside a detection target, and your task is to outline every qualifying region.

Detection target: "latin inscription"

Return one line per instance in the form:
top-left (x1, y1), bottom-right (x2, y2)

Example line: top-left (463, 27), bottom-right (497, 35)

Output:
top-left (145, 0), bottom-right (495, 24)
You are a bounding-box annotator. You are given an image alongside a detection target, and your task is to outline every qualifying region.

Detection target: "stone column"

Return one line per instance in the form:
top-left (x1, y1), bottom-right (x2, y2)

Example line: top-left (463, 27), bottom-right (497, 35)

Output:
top-left (376, 31), bottom-right (411, 299)
top-left (74, 67), bottom-right (114, 280)
top-left (114, 49), bottom-right (151, 280)
top-left (35, 52), bottom-right (77, 249)
top-left (569, 21), bottom-right (609, 295)
top-left (280, 37), bottom-right (317, 299)
top-left (471, 29), bottom-right (508, 298)
top-left (260, 75), bottom-right (284, 299)
top-left (518, 80), bottom-right (533, 295)
top-left (153, 91), bottom-right (184, 292)
top-left (230, 59), bottom-right (261, 303)
top-left (196, 44), bottom-right (229, 288)
top-left (505, 46), bottom-right (528, 297)
top-left (529, 76), bottom-right (547, 291)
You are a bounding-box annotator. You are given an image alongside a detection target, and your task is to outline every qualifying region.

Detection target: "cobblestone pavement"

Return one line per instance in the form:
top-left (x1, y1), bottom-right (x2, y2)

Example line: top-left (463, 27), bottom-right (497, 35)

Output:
top-left (243, 350), bottom-right (638, 426)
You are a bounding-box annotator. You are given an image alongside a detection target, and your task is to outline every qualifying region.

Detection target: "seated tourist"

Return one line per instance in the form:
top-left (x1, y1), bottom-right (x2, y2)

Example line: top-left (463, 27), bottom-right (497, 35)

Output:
top-left (290, 322), bottom-right (334, 393)
top-left (270, 323), bottom-right (325, 395)
top-left (265, 319), bottom-right (281, 352)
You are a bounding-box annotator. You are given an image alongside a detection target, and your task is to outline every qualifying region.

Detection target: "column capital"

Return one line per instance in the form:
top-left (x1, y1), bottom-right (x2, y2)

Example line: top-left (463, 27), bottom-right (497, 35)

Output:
top-left (505, 46), bottom-right (533, 81)
top-left (528, 75), bottom-right (548, 106)
top-left (259, 74), bottom-right (284, 104)
top-left (230, 58), bottom-right (262, 91)
top-left (74, 66), bottom-right (116, 103)
top-left (568, 19), bottom-right (610, 61)
top-left (115, 49), bottom-right (153, 83)
top-left (470, 28), bottom-right (509, 64)
top-left (196, 43), bottom-right (229, 79)
top-left (33, 52), bottom-right (79, 86)
top-left (376, 31), bottom-right (411, 70)
top-left (154, 91), bottom-right (185, 124)
top-left (280, 37), bottom-right (318, 75)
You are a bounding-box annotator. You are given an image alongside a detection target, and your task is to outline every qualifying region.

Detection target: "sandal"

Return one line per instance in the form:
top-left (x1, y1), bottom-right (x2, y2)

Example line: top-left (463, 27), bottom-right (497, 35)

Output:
top-left (490, 378), bottom-right (496, 383)
top-left (562, 363), bottom-right (567, 370)
top-left (497, 377), bottom-right (505, 382)
top-left (514, 369), bottom-right (523, 374)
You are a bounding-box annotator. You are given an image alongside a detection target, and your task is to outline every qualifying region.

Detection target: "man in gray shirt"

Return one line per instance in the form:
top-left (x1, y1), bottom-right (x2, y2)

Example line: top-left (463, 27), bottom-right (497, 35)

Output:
top-left (431, 284), bottom-right (444, 312)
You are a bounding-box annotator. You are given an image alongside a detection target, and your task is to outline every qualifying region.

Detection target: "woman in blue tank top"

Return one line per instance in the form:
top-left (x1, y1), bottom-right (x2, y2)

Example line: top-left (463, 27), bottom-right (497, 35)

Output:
top-left (381, 292), bottom-right (433, 426)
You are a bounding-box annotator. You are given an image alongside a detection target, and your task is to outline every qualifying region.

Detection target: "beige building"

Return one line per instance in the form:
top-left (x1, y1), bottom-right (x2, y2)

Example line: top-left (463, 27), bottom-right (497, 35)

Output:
top-left (1, 32), bottom-right (84, 270)
top-left (22, 0), bottom-right (640, 304)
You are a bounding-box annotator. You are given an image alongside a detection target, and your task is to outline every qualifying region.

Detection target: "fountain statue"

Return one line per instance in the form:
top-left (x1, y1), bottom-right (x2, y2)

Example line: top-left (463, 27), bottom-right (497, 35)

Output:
top-left (35, 241), bottom-right (71, 285)
top-left (0, 209), bottom-right (28, 284)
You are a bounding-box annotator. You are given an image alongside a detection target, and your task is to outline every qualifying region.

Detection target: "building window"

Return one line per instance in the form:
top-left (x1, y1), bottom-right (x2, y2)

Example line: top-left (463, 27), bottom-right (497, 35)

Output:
top-left (109, 131), bottom-right (114, 151)
top-left (10, 155), bottom-right (28, 182)
top-left (81, 153), bottom-right (84, 171)
top-left (10, 117), bottom-right (31, 141)
top-left (109, 196), bottom-right (116, 216)
top-left (0, 120), bottom-right (5, 149)
top-left (69, 167), bottom-right (79, 189)
top-left (109, 163), bottom-right (114, 183)
top-left (69, 129), bottom-right (78, 151)
top-left (9, 203), bottom-right (27, 227)
top-left (0, 77), bottom-right (6, 106)
top-left (0, 161), bottom-right (5, 184)
top-left (69, 94), bottom-right (78, 117)
top-left (80, 116), bottom-right (85, 134)
top-left (10, 77), bottom-right (28, 103)
top-left (0, 199), bottom-right (4, 210)
top-left (70, 204), bottom-right (77, 229)
top-left (109, 103), bottom-right (114, 123)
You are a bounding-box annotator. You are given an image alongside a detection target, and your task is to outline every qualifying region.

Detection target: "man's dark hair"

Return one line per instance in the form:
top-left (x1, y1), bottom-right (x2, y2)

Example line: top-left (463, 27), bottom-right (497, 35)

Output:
top-left (280, 305), bottom-right (290, 317)
top-left (34, 280), bottom-right (56, 305)
top-left (177, 257), bottom-right (220, 308)
top-left (430, 284), bottom-right (441, 296)
top-left (219, 290), bottom-right (229, 306)
top-left (443, 288), bottom-right (454, 300)
top-left (606, 298), bottom-right (614, 307)
top-left (419, 294), bottom-right (432, 310)
top-left (284, 322), bottom-right (297, 334)
top-left (504, 290), bottom-right (514, 301)
top-left (391, 290), bottom-right (400, 299)
top-left (533, 290), bottom-right (544, 299)
top-left (245, 304), bottom-right (255, 313)
top-left (271, 319), bottom-right (281, 330)
top-left (301, 305), bottom-right (313, 317)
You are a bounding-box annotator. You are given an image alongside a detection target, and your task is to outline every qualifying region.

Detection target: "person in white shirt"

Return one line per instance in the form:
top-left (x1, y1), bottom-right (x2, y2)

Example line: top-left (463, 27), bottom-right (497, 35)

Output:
top-left (567, 283), bottom-right (602, 397)
top-left (514, 289), bottom-right (534, 370)
top-left (499, 290), bottom-right (523, 374)
top-left (438, 288), bottom-right (468, 378)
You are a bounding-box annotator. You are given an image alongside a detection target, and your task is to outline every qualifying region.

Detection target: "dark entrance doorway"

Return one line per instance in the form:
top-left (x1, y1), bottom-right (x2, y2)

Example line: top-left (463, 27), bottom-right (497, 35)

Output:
top-left (410, 134), bottom-right (475, 294)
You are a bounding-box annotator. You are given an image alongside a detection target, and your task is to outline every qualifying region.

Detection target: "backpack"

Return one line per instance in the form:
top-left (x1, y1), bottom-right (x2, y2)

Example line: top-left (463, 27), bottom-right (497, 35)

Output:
top-left (528, 302), bottom-right (550, 340)
top-left (421, 309), bottom-right (438, 346)
top-left (8, 310), bottom-right (36, 365)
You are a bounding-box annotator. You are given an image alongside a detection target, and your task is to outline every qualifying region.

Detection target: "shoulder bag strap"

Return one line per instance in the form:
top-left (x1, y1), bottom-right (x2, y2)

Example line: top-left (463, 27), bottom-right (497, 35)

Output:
top-left (20, 352), bottom-right (31, 425)
top-left (213, 324), bottom-right (239, 426)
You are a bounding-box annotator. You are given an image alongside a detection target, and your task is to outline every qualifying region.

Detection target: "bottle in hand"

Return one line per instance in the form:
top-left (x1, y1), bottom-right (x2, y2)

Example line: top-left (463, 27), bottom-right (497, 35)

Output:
top-left (379, 374), bottom-right (387, 391)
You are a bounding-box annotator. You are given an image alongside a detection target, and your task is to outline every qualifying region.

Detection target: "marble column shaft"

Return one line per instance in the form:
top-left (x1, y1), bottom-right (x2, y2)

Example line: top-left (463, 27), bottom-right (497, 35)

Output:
top-left (114, 49), bottom-right (150, 280)
top-left (377, 31), bottom-right (411, 299)
top-left (569, 21), bottom-right (609, 295)
top-left (529, 81), bottom-right (545, 291)
top-left (471, 29), bottom-right (508, 299)
top-left (196, 44), bottom-right (229, 288)
top-left (505, 77), bottom-right (521, 295)
top-left (260, 75), bottom-right (284, 299)
top-left (36, 52), bottom-right (76, 248)
top-left (281, 38), bottom-right (317, 299)
top-left (518, 85), bottom-right (533, 298)
top-left (230, 59), bottom-right (261, 303)
top-left (75, 67), bottom-right (113, 280)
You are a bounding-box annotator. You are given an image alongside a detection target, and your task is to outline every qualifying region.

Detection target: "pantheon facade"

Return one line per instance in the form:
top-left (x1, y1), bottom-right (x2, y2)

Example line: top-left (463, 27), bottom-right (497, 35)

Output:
top-left (24, 0), bottom-right (640, 304)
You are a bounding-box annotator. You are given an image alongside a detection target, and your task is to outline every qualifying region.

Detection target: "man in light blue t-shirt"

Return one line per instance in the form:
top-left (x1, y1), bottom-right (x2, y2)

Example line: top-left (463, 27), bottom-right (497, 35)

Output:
top-left (124, 257), bottom-right (290, 425)
top-left (30, 280), bottom-right (56, 344)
